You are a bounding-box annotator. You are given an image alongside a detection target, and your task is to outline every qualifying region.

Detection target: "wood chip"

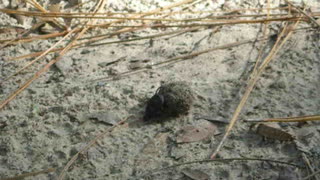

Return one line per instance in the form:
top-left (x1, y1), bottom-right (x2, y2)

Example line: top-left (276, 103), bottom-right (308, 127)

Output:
top-left (256, 122), bottom-right (295, 141)
top-left (86, 111), bottom-right (121, 125)
top-left (176, 120), bottom-right (218, 143)
top-left (182, 168), bottom-right (210, 180)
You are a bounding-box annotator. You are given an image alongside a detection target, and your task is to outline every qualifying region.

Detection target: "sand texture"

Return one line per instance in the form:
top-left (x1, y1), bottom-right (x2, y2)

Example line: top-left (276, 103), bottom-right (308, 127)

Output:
top-left (0, 0), bottom-right (320, 179)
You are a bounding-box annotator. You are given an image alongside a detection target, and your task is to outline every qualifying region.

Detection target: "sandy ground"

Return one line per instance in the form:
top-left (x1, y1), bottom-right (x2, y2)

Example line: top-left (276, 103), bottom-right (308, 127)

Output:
top-left (0, 0), bottom-right (320, 179)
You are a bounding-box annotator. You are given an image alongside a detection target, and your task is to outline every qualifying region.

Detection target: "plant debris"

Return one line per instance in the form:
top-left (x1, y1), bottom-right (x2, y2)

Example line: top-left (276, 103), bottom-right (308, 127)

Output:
top-left (176, 120), bottom-right (219, 143)
top-left (182, 168), bottom-right (210, 180)
top-left (86, 111), bottom-right (121, 125)
top-left (256, 122), bottom-right (295, 141)
top-left (128, 59), bottom-right (151, 70)
top-left (194, 114), bottom-right (229, 124)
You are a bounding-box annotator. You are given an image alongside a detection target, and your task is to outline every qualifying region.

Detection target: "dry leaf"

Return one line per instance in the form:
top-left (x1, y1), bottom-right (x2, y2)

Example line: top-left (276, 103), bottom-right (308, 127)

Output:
top-left (176, 120), bottom-right (218, 143)
top-left (256, 122), bottom-right (295, 141)
top-left (182, 168), bottom-right (210, 180)
top-left (86, 111), bottom-right (121, 125)
top-left (142, 132), bottom-right (169, 155)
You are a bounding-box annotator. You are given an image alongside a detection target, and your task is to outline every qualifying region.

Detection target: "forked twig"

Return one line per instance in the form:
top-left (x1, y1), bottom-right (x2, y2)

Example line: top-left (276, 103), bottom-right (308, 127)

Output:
top-left (92, 36), bottom-right (269, 82)
top-left (2, 28), bottom-right (77, 82)
top-left (284, 0), bottom-right (320, 27)
top-left (0, 0), bottom-right (105, 110)
top-left (251, 0), bottom-right (270, 75)
top-left (6, 26), bottom-right (314, 62)
top-left (0, 28), bottom-right (76, 108)
top-left (57, 117), bottom-right (129, 180)
top-left (301, 153), bottom-right (320, 180)
top-left (302, 169), bottom-right (320, 180)
top-left (25, 0), bottom-right (66, 30)
top-left (141, 157), bottom-right (301, 178)
top-left (210, 15), bottom-right (303, 159)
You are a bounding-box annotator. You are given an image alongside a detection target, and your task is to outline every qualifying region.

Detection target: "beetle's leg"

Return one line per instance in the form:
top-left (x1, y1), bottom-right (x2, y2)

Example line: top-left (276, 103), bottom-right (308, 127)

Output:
top-left (155, 87), bottom-right (162, 94)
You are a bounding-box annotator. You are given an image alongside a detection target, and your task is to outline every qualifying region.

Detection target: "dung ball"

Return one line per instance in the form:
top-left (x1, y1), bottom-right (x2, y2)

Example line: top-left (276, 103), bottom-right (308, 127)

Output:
top-left (144, 81), bottom-right (194, 121)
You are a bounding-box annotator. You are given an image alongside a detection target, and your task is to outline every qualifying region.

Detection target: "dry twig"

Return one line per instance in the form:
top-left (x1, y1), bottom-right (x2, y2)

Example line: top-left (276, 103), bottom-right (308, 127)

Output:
top-left (0, 168), bottom-right (55, 180)
top-left (210, 14), bottom-right (303, 159)
top-left (57, 117), bottom-right (129, 180)
top-left (283, 0), bottom-right (320, 27)
top-left (141, 157), bottom-right (301, 178)
top-left (302, 169), bottom-right (320, 180)
top-left (243, 115), bottom-right (320, 123)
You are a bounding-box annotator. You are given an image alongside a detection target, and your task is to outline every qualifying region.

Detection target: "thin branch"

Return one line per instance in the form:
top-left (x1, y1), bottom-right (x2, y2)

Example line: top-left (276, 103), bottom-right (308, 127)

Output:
top-left (88, 27), bottom-right (201, 46)
top-left (210, 15), bottom-right (303, 159)
top-left (0, 29), bottom-right (76, 108)
top-left (0, 0), bottom-right (104, 110)
top-left (6, 26), bottom-right (314, 62)
top-left (0, 168), bottom-right (55, 180)
top-left (301, 153), bottom-right (320, 180)
top-left (2, 29), bottom-right (76, 82)
top-left (0, 6), bottom-right (292, 16)
top-left (302, 169), bottom-right (320, 180)
top-left (243, 115), bottom-right (320, 123)
top-left (0, 8), bottom-right (311, 20)
top-left (91, 36), bottom-right (269, 82)
top-left (57, 117), bottom-right (129, 180)
top-left (283, 0), bottom-right (320, 28)
top-left (25, 0), bottom-right (66, 30)
top-left (141, 157), bottom-right (301, 178)
top-left (88, 16), bottom-right (307, 28)
top-left (0, 31), bottom-right (69, 45)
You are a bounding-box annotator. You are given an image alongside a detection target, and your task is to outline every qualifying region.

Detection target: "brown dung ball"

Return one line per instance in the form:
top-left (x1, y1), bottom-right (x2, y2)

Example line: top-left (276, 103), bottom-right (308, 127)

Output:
top-left (144, 81), bottom-right (194, 121)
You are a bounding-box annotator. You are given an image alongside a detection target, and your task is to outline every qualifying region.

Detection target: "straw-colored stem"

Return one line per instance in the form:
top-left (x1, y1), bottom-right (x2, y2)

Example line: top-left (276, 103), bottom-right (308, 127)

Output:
top-left (2, 28), bottom-right (76, 82)
top-left (92, 36), bottom-right (269, 82)
top-left (210, 14), bottom-right (303, 159)
top-left (0, 0), bottom-right (105, 110)
top-left (284, 0), bottom-right (320, 27)
top-left (243, 115), bottom-right (320, 123)
top-left (302, 169), bottom-right (320, 180)
top-left (25, 0), bottom-right (66, 30)
top-left (89, 16), bottom-right (307, 28)
top-left (57, 117), bottom-right (128, 180)
top-left (0, 31), bottom-right (70, 45)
